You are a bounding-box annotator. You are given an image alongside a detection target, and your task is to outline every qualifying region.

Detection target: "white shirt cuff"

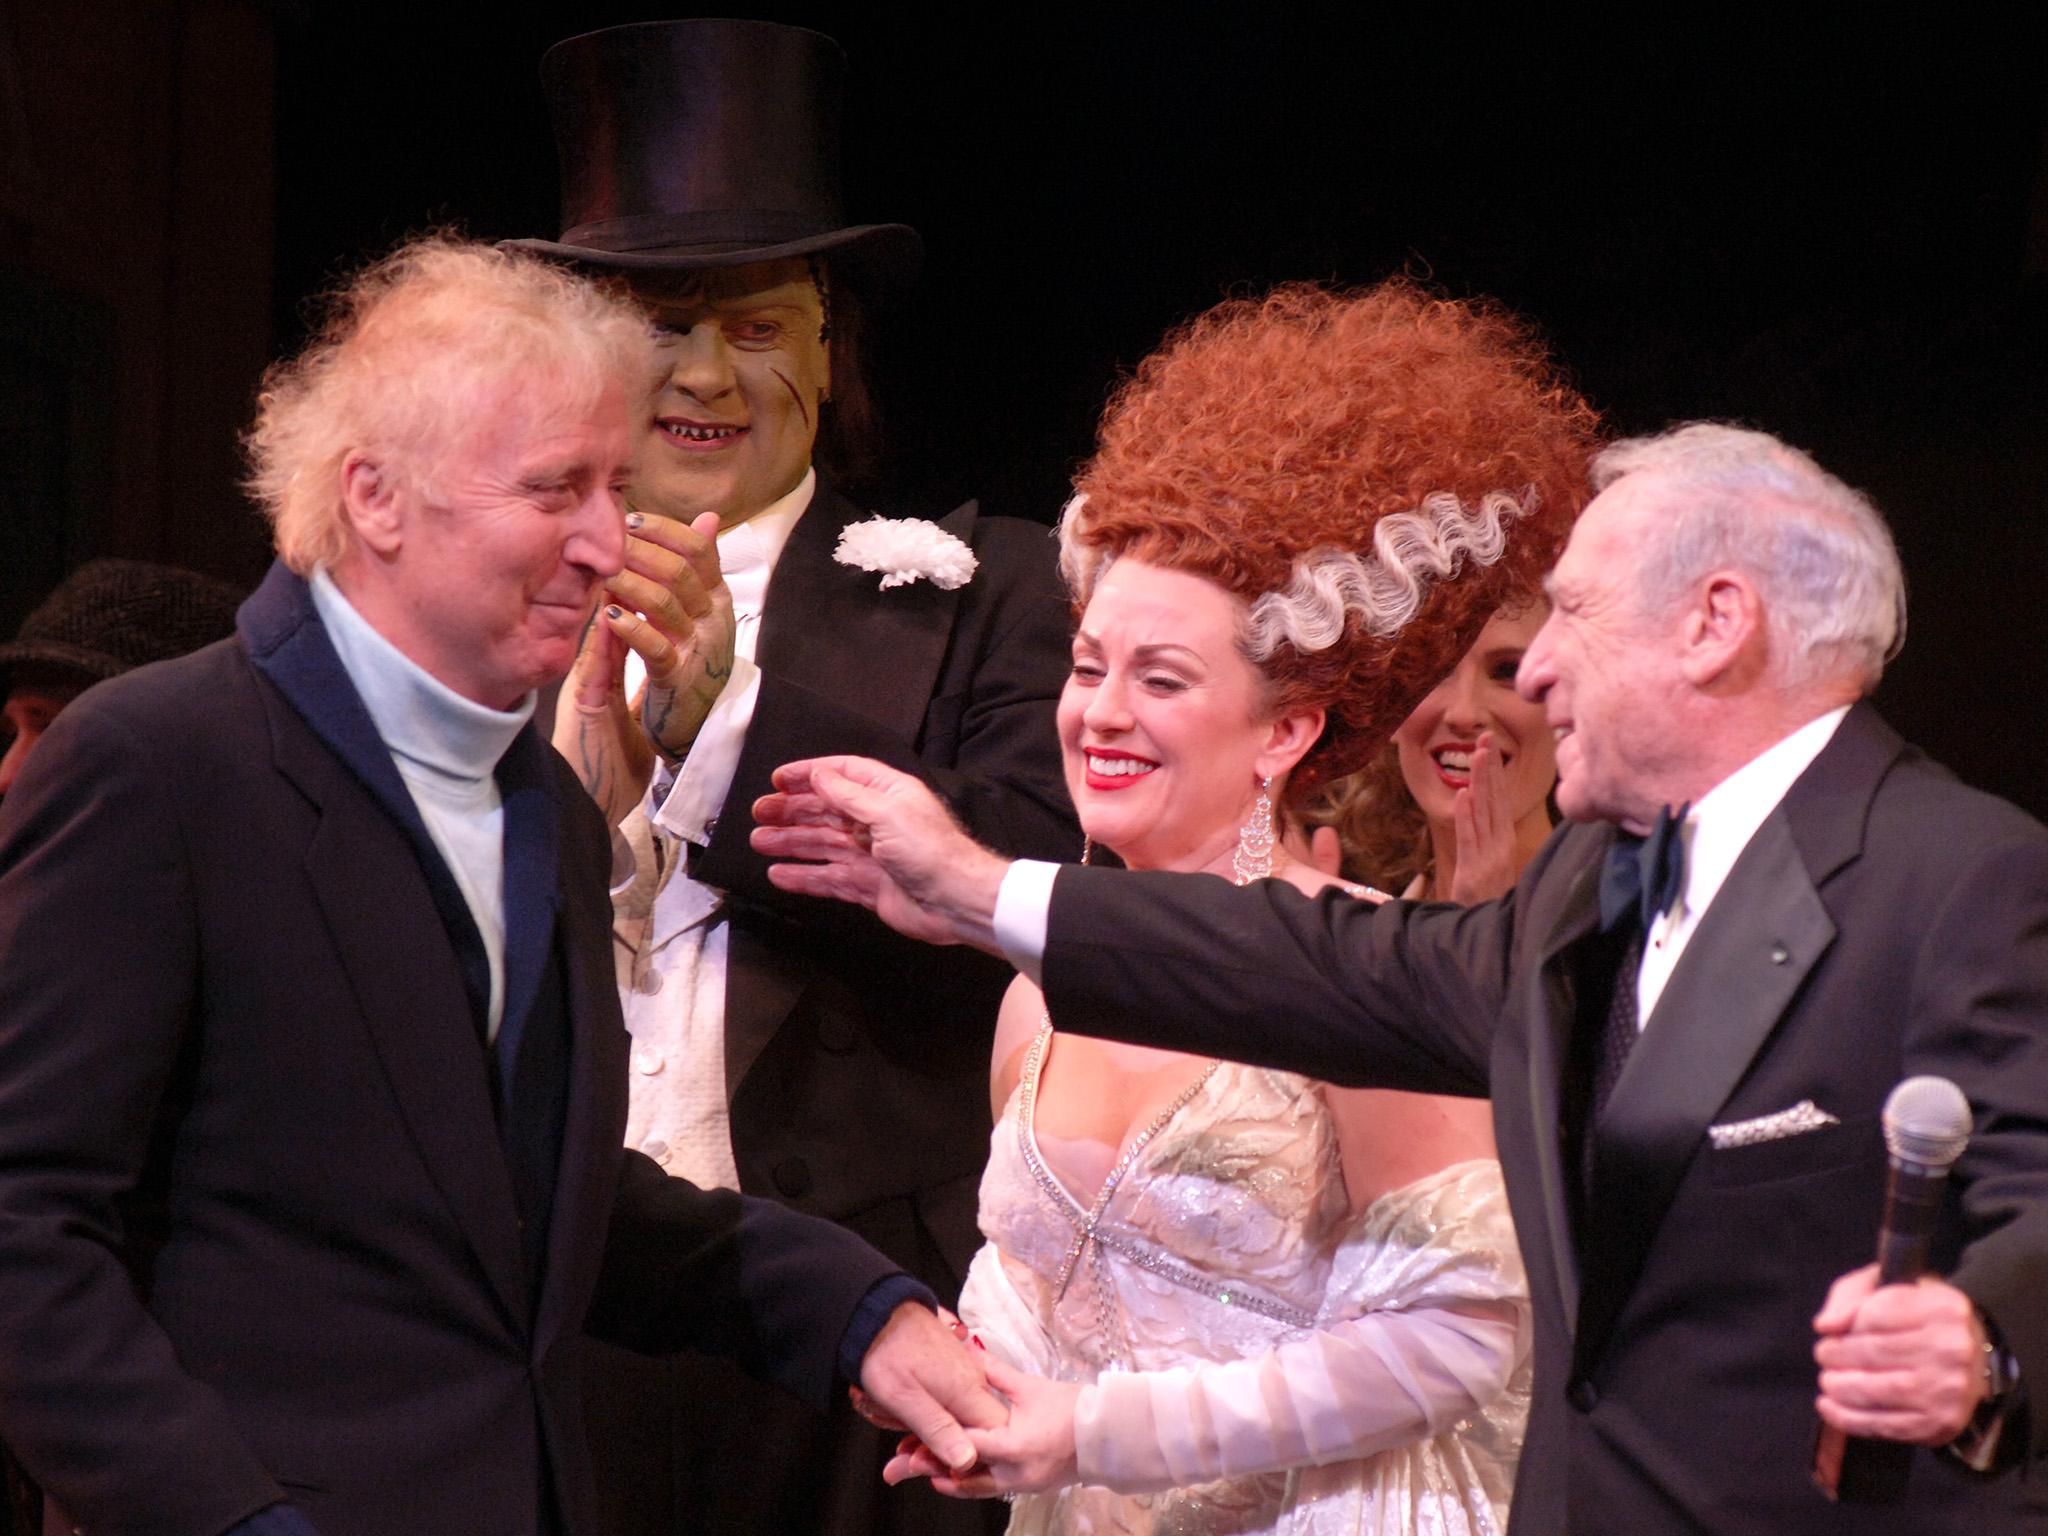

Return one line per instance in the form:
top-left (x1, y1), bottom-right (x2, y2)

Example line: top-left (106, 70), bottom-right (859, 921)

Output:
top-left (992, 859), bottom-right (1058, 986)
top-left (649, 654), bottom-right (762, 846)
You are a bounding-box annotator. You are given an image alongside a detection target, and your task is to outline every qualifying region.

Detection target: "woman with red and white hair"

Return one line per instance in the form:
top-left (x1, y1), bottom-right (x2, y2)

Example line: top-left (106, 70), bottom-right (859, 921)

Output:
top-left (906, 280), bottom-right (1597, 1535)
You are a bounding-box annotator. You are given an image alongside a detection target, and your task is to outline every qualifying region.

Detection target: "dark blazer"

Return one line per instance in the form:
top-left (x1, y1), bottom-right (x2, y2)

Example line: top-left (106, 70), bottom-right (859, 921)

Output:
top-left (1039, 704), bottom-right (2048, 1535)
top-left (0, 566), bottom-right (902, 1536)
top-left (621, 480), bottom-right (1077, 1282)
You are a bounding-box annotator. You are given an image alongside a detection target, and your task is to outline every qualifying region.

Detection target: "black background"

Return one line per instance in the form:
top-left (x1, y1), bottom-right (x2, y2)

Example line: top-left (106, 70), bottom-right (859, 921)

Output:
top-left (202, 7), bottom-right (2048, 815)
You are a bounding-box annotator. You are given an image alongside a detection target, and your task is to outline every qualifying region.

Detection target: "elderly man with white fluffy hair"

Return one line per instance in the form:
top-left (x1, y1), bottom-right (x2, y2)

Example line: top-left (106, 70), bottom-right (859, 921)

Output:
top-left (0, 234), bottom-right (1000, 1536)
top-left (755, 422), bottom-right (2048, 1534)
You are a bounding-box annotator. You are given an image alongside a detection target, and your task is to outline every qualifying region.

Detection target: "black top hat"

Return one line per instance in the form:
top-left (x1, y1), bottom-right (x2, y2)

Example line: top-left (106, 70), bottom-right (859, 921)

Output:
top-left (0, 559), bottom-right (245, 695)
top-left (504, 19), bottom-right (921, 288)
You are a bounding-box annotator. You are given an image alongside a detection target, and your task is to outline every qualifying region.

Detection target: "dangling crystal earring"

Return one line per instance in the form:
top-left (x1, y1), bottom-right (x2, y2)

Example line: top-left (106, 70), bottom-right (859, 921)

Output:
top-left (1232, 777), bottom-right (1276, 885)
top-left (1080, 835), bottom-right (1094, 866)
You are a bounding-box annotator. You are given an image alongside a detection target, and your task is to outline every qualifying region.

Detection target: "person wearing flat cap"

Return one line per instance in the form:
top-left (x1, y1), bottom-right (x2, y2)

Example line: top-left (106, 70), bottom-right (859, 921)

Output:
top-left (508, 20), bottom-right (1076, 1536)
top-left (0, 558), bottom-right (244, 801)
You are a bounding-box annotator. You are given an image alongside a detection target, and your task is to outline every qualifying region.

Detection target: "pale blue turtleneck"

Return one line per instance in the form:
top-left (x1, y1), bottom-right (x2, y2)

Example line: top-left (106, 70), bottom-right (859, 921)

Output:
top-left (310, 568), bottom-right (535, 1039)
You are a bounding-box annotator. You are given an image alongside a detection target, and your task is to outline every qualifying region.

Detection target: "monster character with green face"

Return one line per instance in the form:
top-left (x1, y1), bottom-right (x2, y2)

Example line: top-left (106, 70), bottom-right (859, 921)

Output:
top-left (510, 20), bottom-right (1077, 1536)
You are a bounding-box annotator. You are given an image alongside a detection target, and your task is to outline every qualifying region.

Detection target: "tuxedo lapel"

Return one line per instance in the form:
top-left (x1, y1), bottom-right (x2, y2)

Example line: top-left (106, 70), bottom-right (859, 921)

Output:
top-left (1526, 850), bottom-right (1606, 1329)
top-left (723, 920), bottom-right (813, 1100)
top-left (753, 483), bottom-right (969, 751)
top-left (241, 564), bottom-right (530, 1330)
top-left (1573, 806), bottom-right (1838, 1374)
top-left (723, 484), bottom-right (971, 1089)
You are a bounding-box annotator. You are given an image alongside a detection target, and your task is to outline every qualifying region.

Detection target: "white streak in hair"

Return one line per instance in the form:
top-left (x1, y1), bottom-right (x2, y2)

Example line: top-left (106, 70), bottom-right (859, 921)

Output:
top-left (1056, 492), bottom-right (1105, 596)
top-left (1244, 489), bottom-right (1527, 660)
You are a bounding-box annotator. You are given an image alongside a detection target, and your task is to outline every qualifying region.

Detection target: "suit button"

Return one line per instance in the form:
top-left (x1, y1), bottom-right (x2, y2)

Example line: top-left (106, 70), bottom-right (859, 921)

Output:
top-left (773, 1157), bottom-right (813, 1198)
top-left (815, 1016), bottom-right (860, 1054)
top-left (1568, 1379), bottom-right (1599, 1412)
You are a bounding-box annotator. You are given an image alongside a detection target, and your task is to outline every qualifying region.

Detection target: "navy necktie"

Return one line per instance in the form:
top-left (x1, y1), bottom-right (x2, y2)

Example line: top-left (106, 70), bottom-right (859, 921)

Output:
top-left (1598, 802), bottom-right (1691, 936)
top-left (1585, 803), bottom-right (1691, 1169)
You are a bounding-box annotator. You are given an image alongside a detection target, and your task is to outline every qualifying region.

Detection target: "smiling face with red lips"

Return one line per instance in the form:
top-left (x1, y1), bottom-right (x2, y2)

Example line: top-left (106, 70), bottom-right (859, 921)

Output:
top-left (1058, 560), bottom-right (1321, 875)
top-left (625, 258), bottom-right (830, 529)
top-left (1393, 601), bottom-right (1556, 837)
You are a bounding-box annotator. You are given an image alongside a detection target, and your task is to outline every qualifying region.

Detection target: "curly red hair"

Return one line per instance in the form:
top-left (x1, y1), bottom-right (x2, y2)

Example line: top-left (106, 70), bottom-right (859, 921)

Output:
top-left (1065, 279), bottom-right (1598, 804)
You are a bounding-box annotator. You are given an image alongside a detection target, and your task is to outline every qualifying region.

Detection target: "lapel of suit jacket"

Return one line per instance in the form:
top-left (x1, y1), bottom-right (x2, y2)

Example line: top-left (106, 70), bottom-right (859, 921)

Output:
top-left (536, 788), bottom-right (632, 1354)
top-left (722, 482), bottom-right (971, 1091)
top-left (1566, 707), bottom-right (1899, 1376)
top-left (1526, 844), bottom-right (1606, 1329)
top-left (239, 562), bottom-right (530, 1330)
top-left (492, 729), bottom-right (561, 1097)
top-left (753, 481), bottom-right (973, 752)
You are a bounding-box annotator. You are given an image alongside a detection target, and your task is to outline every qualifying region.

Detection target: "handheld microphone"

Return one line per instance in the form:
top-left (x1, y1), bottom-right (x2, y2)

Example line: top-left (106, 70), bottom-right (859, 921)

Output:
top-left (1812, 1075), bottom-right (1973, 1502)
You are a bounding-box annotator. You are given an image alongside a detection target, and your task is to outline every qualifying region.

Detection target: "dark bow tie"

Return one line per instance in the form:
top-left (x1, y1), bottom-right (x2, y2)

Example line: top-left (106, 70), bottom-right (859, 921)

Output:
top-left (1599, 802), bottom-right (1691, 934)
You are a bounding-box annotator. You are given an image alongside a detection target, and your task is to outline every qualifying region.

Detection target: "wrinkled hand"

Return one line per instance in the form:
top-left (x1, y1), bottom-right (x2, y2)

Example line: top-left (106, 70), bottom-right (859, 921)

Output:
top-left (1813, 1266), bottom-right (1988, 1445)
top-left (858, 1303), bottom-right (1008, 1478)
top-left (886, 1354), bottom-right (1081, 1498)
top-left (751, 756), bottom-right (1010, 953)
top-left (1445, 731), bottom-right (1520, 905)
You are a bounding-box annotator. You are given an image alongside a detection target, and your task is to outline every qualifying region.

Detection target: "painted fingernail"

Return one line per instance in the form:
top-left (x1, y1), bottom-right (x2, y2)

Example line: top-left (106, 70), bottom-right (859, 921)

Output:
top-left (624, 511), bottom-right (643, 530)
top-left (605, 605), bottom-right (624, 621)
top-left (971, 1335), bottom-right (987, 1350)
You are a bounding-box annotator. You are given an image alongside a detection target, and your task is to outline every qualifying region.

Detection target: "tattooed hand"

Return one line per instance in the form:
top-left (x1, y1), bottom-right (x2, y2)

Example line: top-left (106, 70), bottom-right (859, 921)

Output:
top-left (605, 509), bottom-right (737, 762)
top-left (554, 604), bottom-right (656, 827)
top-left (551, 509), bottom-right (735, 824)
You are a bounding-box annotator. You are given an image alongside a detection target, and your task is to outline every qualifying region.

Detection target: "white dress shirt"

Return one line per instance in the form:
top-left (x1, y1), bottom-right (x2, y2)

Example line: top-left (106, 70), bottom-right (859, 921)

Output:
top-left (1634, 705), bottom-right (1848, 1022)
top-left (994, 706), bottom-right (1854, 1030)
top-left (620, 470), bottom-right (814, 1188)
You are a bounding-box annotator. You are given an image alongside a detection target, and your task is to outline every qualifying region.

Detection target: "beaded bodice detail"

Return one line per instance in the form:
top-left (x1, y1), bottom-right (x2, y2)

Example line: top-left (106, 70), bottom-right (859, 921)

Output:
top-left (985, 1027), bottom-right (1349, 1384)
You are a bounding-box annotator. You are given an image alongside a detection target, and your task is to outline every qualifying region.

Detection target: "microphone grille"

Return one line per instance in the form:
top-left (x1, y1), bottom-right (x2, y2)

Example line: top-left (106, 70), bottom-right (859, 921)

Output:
top-left (1883, 1076), bottom-right (1972, 1170)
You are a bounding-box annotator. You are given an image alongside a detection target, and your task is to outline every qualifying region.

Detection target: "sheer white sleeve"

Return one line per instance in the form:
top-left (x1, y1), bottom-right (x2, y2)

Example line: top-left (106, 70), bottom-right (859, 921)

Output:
top-left (1072, 1160), bottom-right (1530, 1495)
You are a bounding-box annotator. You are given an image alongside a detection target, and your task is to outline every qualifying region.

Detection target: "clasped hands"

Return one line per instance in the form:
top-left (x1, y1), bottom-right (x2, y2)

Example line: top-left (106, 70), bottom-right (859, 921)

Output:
top-left (555, 509), bottom-right (737, 824)
top-left (858, 1308), bottom-right (1085, 1498)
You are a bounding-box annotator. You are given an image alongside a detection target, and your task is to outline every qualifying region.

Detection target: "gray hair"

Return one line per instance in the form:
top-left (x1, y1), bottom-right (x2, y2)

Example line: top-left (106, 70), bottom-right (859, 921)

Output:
top-left (246, 234), bottom-right (659, 575)
top-left (1592, 422), bottom-right (1905, 691)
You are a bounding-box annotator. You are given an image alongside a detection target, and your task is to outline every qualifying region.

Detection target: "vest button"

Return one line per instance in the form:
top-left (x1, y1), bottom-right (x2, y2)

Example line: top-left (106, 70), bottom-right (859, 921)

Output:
top-left (1568, 1379), bottom-right (1599, 1412)
top-left (773, 1157), bottom-right (814, 1198)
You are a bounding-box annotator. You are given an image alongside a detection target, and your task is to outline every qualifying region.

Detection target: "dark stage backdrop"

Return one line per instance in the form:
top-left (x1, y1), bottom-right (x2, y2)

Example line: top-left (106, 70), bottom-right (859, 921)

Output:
top-left (15, 3), bottom-right (2047, 816)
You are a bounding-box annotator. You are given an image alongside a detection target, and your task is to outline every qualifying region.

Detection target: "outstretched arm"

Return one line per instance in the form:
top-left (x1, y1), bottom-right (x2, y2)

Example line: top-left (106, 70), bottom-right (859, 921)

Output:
top-left (753, 754), bottom-right (1014, 952)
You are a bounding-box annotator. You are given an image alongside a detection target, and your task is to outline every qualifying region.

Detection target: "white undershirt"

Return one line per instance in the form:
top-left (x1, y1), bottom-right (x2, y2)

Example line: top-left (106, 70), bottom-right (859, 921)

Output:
top-left (994, 706), bottom-right (1853, 1035)
top-left (619, 470), bottom-right (813, 1187)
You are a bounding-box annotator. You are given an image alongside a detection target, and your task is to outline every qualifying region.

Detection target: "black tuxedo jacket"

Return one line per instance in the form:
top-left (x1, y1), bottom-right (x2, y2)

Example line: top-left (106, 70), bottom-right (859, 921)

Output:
top-left (0, 565), bottom-right (902, 1536)
top-left (624, 481), bottom-right (1076, 1285)
top-left (1041, 704), bottom-right (2048, 1534)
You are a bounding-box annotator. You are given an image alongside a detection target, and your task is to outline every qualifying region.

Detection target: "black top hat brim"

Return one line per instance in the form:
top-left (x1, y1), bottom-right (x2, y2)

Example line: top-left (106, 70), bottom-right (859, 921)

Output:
top-left (502, 220), bottom-right (921, 291)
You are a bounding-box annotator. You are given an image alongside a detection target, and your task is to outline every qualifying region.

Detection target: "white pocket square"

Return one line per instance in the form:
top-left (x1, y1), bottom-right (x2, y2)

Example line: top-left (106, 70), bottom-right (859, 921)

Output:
top-left (1708, 1100), bottom-right (1841, 1150)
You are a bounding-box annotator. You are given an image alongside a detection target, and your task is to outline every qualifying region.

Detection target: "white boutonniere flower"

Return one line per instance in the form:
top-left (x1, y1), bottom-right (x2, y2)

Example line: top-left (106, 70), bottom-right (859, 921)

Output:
top-left (833, 516), bottom-right (978, 591)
